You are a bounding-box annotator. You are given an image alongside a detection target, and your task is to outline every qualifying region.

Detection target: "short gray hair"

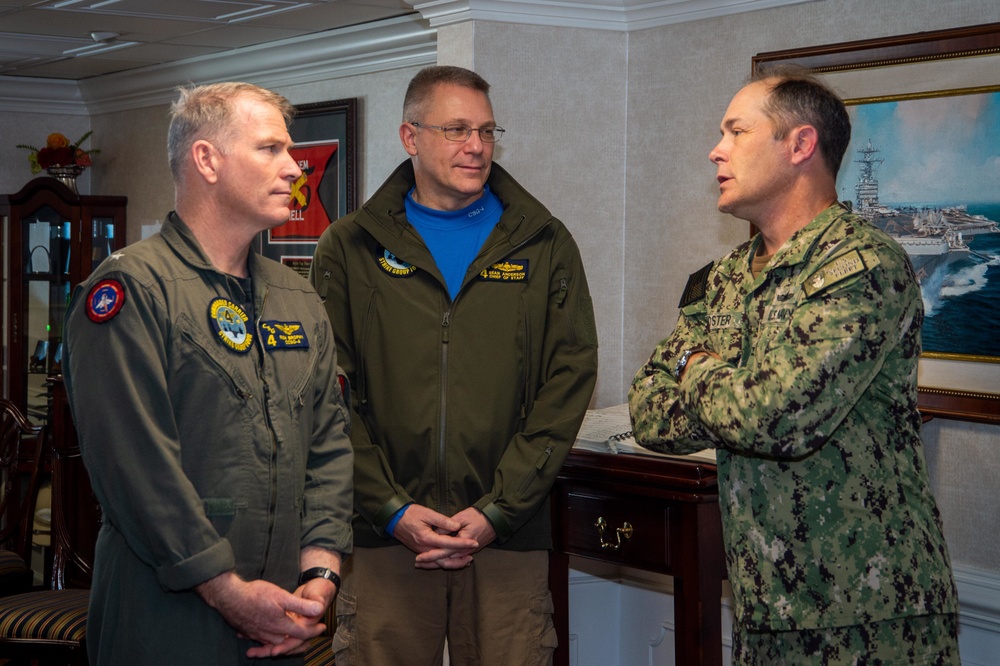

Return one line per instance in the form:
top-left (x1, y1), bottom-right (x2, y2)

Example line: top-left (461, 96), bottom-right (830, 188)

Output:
top-left (167, 82), bottom-right (295, 182)
top-left (402, 66), bottom-right (491, 123)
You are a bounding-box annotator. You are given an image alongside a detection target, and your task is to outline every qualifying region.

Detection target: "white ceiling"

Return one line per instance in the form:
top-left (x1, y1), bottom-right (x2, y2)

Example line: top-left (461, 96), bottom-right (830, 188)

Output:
top-left (0, 0), bottom-right (819, 114)
top-left (0, 0), bottom-right (416, 80)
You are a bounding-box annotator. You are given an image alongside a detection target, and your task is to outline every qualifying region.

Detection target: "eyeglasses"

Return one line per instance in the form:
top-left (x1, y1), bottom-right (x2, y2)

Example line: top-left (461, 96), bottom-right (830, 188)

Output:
top-left (410, 122), bottom-right (505, 143)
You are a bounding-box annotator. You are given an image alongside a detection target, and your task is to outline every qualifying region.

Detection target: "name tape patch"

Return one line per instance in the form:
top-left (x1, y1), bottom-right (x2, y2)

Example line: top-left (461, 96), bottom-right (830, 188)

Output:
top-left (478, 259), bottom-right (528, 282)
top-left (707, 311), bottom-right (741, 330)
top-left (260, 320), bottom-right (310, 350)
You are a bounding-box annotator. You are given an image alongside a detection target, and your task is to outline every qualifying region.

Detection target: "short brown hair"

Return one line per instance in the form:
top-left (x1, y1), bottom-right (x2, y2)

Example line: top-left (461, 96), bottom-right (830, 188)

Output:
top-left (167, 82), bottom-right (295, 181)
top-left (402, 66), bottom-right (491, 123)
top-left (752, 64), bottom-right (851, 177)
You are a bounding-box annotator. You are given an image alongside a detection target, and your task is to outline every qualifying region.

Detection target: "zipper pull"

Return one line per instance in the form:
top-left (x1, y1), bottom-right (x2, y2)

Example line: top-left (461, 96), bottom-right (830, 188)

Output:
top-left (557, 278), bottom-right (568, 306)
top-left (441, 310), bottom-right (451, 343)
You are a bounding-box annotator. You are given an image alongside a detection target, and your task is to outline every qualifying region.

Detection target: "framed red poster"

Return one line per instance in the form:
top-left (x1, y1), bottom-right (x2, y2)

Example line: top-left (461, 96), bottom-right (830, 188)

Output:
top-left (258, 98), bottom-right (358, 278)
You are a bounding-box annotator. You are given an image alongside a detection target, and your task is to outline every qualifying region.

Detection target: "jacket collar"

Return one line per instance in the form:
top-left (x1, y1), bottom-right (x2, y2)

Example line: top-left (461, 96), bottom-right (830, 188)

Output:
top-left (738, 203), bottom-right (849, 276)
top-left (356, 159), bottom-right (553, 249)
top-left (162, 211), bottom-right (267, 280)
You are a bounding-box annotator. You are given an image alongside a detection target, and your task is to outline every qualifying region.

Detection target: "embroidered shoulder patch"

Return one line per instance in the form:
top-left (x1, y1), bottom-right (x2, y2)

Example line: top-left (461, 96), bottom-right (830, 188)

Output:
top-left (86, 279), bottom-right (126, 323)
top-left (376, 246), bottom-right (417, 277)
top-left (803, 249), bottom-right (867, 297)
top-left (208, 298), bottom-right (253, 354)
top-left (260, 320), bottom-right (310, 350)
top-left (678, 262), bottom-right (713, 308)
top-left (478, 259), bottom-right (528, 282)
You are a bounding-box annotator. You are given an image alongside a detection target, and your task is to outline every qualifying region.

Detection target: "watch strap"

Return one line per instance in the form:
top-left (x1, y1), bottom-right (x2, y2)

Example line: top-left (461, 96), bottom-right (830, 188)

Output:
top-left (298, 566), bottom-right (341, 589)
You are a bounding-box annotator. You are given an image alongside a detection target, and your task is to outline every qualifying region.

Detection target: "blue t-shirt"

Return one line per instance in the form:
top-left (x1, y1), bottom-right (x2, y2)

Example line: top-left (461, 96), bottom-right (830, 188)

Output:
top-left (405, 186), bottom-right (503, 300)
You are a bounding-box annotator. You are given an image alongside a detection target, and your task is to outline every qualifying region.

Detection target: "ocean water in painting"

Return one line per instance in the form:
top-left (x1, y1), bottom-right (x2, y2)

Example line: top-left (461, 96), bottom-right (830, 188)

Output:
top-left (908, 203), bottom-right (1000, 358)
top-left (836, 90), bottom-right (1000, 361)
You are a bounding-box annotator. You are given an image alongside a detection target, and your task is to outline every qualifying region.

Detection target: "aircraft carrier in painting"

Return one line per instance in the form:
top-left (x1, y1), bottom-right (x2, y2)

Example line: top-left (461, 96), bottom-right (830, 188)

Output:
top-left (850, 140), bottom-right (998, 281)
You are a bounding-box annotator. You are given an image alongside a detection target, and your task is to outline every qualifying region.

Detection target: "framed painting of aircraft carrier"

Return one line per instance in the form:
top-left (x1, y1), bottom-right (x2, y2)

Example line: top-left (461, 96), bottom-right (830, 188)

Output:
top-left (753, 23), bottom-right (1000, 425)
top-left (257, 98), bottom-right (359, 280)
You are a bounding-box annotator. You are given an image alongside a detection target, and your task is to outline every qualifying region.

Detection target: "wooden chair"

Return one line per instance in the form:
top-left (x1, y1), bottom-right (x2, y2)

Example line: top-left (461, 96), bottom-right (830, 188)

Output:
top-left (0, 378), bottom-right (99, 665)
top-left (0, 399), bottom-right (46, 598)
top-left (304, 634), bottom-right (335, 666)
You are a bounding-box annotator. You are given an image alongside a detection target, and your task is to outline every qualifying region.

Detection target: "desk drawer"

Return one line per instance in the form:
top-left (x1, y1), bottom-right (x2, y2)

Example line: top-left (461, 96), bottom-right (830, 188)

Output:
top-left (559, 490), bottom-right (670, 570)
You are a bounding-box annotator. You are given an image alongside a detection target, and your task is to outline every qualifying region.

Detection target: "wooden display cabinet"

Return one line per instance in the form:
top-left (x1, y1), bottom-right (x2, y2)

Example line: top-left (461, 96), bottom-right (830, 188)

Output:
top-left (1, 176), bottom-right (126, 427)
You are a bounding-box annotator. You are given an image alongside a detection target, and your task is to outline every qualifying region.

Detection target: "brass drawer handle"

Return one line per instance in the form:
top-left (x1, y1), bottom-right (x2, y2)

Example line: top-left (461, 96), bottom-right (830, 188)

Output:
top-left (595, 516), bottom-right (633, 551)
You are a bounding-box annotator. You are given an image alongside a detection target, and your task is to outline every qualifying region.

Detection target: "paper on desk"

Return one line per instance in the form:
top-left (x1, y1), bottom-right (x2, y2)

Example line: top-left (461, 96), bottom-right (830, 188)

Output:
top-left (574, 403), bottom-right (717, 464)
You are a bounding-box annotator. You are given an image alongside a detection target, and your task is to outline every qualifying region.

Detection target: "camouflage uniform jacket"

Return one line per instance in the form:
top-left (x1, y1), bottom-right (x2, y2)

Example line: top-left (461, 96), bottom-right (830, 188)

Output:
top-left (629, 204), bottom-right (958, 632)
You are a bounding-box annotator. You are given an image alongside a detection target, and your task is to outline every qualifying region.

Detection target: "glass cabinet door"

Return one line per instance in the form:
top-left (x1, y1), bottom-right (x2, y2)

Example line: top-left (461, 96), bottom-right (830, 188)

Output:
top-left (22, 206), bottom-right (72, 424)
top-left (90, 216), bottom-right (116, 270)
top-left (2, 177), bottom-right (126, 431)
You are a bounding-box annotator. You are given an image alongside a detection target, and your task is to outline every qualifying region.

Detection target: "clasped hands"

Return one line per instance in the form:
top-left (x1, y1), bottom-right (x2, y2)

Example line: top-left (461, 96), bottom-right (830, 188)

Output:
top-left (392, 504), bottom-right (496, 570)
top-left (197, 567), bottom-right (337, 659)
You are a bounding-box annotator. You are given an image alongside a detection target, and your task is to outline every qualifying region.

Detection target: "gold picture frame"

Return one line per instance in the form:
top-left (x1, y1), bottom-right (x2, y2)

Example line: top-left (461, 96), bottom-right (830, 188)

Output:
top-left (753, 23), bottom-right (1000, 425)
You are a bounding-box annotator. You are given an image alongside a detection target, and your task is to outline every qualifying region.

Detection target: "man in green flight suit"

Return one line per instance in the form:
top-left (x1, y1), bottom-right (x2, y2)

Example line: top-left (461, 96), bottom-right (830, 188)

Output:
top-left (64, 82), bottom-right (353, 664)
top-left (629, 65), bottom-right (960, 664)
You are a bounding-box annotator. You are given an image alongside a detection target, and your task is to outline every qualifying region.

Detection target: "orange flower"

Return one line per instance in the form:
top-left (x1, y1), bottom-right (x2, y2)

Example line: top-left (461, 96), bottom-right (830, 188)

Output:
top-left (46, 133), bottom-right (71, 149)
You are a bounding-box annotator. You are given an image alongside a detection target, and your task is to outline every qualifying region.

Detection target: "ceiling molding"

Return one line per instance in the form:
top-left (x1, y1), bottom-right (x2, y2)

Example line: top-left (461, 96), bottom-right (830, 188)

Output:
top-left (0, 75), bottom-right (88, 115)
top-left (1, 14), bottom-right (436, 116)
top-left (0, 1), bottom-right (823, 115)
top-left (409, 0), bottom-right (821, 31)
top-left (79, 13), bottom-right (436, 115)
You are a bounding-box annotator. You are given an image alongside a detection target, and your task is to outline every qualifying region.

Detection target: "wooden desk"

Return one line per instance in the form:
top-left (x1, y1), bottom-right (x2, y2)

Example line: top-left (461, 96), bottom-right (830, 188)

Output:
top-left (550, 449), bottom-right (726, 666)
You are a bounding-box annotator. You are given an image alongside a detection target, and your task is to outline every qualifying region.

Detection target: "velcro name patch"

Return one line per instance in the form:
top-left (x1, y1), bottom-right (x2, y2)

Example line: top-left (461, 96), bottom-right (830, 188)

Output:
top-left (260, 320), bottom-right (310, 350)
top-left (478, 259), bottom-right (528, 282)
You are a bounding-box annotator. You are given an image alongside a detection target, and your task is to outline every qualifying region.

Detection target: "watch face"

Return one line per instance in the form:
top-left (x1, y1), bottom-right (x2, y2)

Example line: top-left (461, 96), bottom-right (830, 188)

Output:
top-left (674, 350), bottom-right (693, 379)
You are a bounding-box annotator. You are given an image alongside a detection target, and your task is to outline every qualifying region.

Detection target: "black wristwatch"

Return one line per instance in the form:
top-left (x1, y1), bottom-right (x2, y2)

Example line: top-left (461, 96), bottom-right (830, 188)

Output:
top-left (298, 567), bottom-right (341, 589)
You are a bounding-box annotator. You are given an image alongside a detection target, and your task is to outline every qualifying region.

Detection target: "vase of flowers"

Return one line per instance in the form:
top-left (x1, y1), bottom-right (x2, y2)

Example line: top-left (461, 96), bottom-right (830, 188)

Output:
top-left (17, 131), bottom-right (99, 194)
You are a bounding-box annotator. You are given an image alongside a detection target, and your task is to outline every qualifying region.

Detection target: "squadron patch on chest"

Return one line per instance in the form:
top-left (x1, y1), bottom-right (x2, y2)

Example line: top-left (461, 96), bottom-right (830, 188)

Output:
top-left (86, 279), bottom-right (126, 323)
top-left (803, 249), bottom-right (867, 297)
top-left (478, 259), bottom-right (528, 282)
top-left (260, 321), bottom-right (310, 350)
top-left (208, 298), bottom-right (253, 354)
top-left (376, 246), bottom-right (417, 277)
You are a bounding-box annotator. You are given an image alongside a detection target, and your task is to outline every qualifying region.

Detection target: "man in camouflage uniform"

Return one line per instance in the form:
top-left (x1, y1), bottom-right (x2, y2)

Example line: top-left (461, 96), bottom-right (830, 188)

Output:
top-left (629, 66), bottom-right (961, 664)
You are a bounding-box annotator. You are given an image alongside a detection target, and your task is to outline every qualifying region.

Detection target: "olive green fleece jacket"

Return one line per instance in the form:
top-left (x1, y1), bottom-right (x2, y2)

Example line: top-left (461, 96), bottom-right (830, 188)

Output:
top-left (311, 160), bottom-right (598, 550)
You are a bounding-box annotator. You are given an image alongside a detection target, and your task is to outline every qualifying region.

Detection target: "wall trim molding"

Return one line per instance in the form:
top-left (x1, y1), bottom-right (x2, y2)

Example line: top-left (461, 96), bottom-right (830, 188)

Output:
top-left (409, 0), bottom-right (820, 31)
top-left (955, 564), bottom-right (1000, 633)
top-left (571, 561), bottom-right (1000, 651)
top-left (610, 563), bottom-right (1000, 631)
top-left (0, 14), bottom-right (436, 116)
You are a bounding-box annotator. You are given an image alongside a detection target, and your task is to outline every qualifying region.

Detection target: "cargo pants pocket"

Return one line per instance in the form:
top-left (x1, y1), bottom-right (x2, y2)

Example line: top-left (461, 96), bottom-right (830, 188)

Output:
top-left (331, 591), bottom-right (356, 666)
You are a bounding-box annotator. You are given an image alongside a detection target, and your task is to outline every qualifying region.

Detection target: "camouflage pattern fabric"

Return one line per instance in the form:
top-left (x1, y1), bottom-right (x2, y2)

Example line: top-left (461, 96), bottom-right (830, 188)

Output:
top-left (629, 204), bottom-right (959, 634)
top-left (731, 613), bottom-right (960, 666)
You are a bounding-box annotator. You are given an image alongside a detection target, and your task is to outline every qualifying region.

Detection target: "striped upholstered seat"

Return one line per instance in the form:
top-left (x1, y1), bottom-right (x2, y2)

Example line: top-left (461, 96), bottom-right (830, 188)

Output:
top-left (0, 550), bottom-right (25, 577)
top-left (304, 634), bottom-right (335, 666)
top-left (0, 382), bottom-right (95, 665)
top-left (0, 400), bottom-right (45, 600)
top-left (0, 588), bottom-right (89, 642)
top-left (0, 549), bottom-right (30, 591)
